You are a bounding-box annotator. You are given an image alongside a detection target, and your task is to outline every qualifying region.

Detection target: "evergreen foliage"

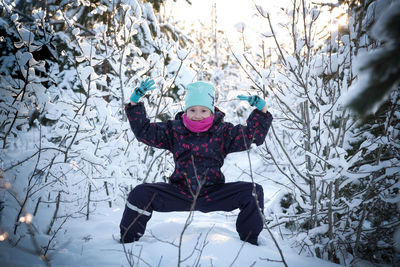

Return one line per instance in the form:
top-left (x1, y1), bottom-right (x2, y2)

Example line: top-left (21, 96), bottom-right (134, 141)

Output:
top-left (345, 1), bottom-right (400, 115)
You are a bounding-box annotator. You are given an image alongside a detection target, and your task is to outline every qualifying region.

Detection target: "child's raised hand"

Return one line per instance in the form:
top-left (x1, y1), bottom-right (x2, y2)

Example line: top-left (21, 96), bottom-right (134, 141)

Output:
top-left (237, 95), bottom-right (266, 111)
top-left (130, 78), bottom-right (156, 103)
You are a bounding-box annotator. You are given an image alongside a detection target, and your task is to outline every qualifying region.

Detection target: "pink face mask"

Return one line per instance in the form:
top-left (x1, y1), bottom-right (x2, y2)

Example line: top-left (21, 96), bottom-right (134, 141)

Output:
top-left (182, 114), bottom-right (215, 133)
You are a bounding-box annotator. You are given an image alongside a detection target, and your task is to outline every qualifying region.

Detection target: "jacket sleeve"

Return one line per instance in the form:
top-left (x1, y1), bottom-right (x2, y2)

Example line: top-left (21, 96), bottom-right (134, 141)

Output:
top-left (223, 109), bottom-right (273, 155)
top-left (125, 102), bottom-right (172, 151)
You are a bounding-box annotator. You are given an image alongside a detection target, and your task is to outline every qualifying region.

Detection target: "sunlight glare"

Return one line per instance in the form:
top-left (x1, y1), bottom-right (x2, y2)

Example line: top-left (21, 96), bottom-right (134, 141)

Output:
top-left (338, 13), bottom-right (349, 26)
top-left (210, 233), bottom-right (231, 242)
top-left (19, 213), bottom-right (33, 224)
top-left (0, 232), bottom-right (9, 241)
top-left (166, 217), bottom-right (180, 222)
top-left (0, 180), bottom-right (11, 189)
top-left (163, 0), bottom-right (256, 39)
top-left (326, 5), bottom-right (349, 33)
top-left (69, 160), bottom-right (79, 170)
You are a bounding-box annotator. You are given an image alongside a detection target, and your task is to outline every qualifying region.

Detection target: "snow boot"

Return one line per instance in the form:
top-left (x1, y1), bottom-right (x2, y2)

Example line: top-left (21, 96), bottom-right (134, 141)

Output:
top-left (241, 236), bottom-right (258, 246)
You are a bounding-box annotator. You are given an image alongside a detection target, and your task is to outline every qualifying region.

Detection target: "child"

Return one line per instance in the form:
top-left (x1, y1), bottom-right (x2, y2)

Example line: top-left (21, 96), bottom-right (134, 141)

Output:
top-left (120, 79), bottom-right (273, 245)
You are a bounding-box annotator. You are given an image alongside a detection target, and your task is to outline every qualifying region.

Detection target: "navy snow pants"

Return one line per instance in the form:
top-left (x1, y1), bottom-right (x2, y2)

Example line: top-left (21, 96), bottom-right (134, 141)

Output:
top-left (120, 181), bottom-right (264, 244)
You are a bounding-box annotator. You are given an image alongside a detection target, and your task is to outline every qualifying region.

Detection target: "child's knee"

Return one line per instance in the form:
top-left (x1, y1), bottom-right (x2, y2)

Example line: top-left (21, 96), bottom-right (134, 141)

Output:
top-left (245, 183), bottom-right (263, 199)
top-left (128, 183), bottom-right (151, 202)
top-left (240, 183), bottom-right (264, 206)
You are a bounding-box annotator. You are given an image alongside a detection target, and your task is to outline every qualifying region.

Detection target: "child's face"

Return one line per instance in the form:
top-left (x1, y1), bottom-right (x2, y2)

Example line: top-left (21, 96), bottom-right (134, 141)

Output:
top-left (186, 105), bottom-right (212, 121)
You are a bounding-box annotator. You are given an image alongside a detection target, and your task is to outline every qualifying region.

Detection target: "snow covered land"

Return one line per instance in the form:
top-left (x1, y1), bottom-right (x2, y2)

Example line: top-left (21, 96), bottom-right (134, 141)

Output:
top-left (1, 0), bottom-right (399, 266)
top-left (0, 152), bottom-right (343, 267)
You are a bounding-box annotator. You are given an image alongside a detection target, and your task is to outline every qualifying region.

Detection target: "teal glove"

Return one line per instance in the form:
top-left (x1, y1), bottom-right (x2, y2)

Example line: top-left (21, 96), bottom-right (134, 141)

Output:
top-left (130, 78), bottom-right (156, 103)
top-left (237, 95), bottom-right (266, 111)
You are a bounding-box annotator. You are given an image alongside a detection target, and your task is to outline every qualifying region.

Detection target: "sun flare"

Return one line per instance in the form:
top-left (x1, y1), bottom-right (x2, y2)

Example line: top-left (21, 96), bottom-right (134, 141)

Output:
top-left (325, 5), bottom-right (349, 33)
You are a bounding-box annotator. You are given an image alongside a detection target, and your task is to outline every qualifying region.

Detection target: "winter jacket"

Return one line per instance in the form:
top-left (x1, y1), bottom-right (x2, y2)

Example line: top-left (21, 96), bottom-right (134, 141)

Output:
top-left (125, 102), bottom-right (273, 196)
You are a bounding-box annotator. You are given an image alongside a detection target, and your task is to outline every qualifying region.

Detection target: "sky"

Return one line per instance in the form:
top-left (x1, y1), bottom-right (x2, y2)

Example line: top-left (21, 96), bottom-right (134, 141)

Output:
top-left (163, 0), bottom-right (259, 38)
top-left (162, 0), bottom-right (349, 52)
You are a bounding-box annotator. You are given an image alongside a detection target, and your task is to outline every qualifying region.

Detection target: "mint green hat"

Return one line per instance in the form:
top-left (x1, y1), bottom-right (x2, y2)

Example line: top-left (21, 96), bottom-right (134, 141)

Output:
top-left (184, 82), bottom-right (215, 113)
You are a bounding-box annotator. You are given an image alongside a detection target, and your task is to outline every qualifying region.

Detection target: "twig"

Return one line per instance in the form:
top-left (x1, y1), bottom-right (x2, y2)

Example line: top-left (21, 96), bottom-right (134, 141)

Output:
top-left (229, 239), bottom-right (247, 267)
top-left (43, 215), bottom-right (70, 257)
top-left (47, 191), bottom-right (61, 235)
top-left (86, 184), bottom-right (91, 221)
top-left (239, 126), bottom-right (289, 267)
top-left (177, 155), bottom-right (209, 267)
top-left (33, 197), bottom-right (41, 216)
top-left (104, 181), bottom-right (112, 208)
top-left (121, 194), bottom-right (157, 267)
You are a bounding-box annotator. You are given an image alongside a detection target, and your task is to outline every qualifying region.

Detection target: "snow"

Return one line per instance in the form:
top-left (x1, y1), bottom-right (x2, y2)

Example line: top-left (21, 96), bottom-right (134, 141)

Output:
top-left (370, 1), bottom-right (400, 41)
top-left (0, 130), bottom-right (340, 266)
top-left (0, 210), bottom-right (341, 267)
top-left (1, 0), bottom-right (398, 266)
top-left (19, 27), bottom-right (35, 45)
top-left (0, 153), bottom-right (342, 267)
top-left (77, 65), bottom-right (95, 81)
top-left (176, 48), bottom-right (189, 60)
top-left (234, 22), bottom-right (246, 32)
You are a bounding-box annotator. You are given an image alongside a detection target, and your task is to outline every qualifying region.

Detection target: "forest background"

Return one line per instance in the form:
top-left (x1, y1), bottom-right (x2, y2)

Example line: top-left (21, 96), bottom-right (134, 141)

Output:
top-left (0, 0), bottom-right (399, 266)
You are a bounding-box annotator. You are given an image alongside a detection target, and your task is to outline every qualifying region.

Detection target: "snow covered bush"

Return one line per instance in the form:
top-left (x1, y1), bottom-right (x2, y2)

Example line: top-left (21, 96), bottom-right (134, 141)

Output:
top-left (231, 0), bottom-right (400, 265)
top-left (0, 0), bottom-right (193, 263)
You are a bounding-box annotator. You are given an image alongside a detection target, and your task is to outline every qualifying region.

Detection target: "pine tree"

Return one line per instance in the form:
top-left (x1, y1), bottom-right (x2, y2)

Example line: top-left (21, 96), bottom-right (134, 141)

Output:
top-left (346, 2), bottom-right (400, 115)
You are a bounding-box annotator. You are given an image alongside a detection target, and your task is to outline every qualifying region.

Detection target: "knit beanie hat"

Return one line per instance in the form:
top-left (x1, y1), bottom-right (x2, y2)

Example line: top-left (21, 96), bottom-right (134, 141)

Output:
top-left (184, 82), bottom-right (215, 113)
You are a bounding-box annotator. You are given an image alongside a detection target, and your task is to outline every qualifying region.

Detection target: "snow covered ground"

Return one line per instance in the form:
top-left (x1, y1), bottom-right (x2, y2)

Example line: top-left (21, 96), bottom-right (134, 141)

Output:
top-left (0, 211), bottom-right (341, 267)
top-left (0, 153), bottom-right (341, 267)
